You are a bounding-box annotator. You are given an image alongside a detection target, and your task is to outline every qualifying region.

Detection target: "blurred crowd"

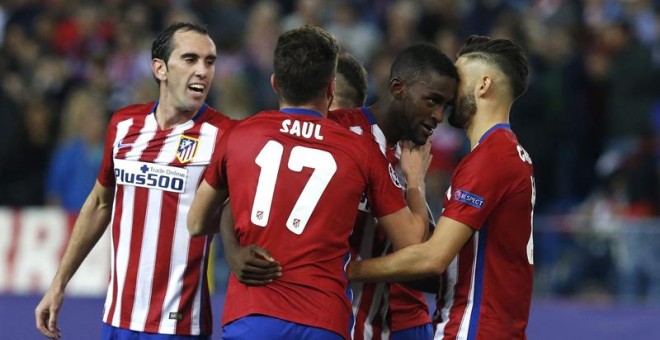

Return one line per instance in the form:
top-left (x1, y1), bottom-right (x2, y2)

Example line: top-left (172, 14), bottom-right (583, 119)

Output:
top-left (1, 0), bottom-right (659, 301)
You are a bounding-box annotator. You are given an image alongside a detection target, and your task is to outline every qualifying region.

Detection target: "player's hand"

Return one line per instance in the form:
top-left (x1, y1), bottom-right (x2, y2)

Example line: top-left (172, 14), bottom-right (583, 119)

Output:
top-left (35, 288), bottom-right (64, 339)
top-left (400, 139), bottom-right (432, 189)
top-left (227, 244), bottom-right (282, 286)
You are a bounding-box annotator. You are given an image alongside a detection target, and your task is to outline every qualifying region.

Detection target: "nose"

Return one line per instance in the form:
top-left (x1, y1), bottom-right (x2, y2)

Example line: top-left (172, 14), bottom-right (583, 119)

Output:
top-left (195, 61), bottom-right (212, 79)
top-left (432, 107), bottom-right (444, 124)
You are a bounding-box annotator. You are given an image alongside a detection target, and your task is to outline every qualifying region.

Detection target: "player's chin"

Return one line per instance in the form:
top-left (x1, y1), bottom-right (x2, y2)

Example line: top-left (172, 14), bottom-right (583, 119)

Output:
top-left (411, 133), bottom-right (429, 146)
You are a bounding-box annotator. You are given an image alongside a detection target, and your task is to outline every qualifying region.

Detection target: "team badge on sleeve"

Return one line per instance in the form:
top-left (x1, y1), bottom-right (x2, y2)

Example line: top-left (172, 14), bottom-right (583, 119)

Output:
top-left (454, 189), bottom-right (485, 209)
top-left (176, 135), bottom-right (199, 163)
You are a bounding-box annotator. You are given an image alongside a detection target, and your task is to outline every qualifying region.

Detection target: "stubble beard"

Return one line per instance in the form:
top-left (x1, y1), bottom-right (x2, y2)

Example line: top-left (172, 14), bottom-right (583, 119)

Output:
top-left (448, 93), bottom-right (476, 129)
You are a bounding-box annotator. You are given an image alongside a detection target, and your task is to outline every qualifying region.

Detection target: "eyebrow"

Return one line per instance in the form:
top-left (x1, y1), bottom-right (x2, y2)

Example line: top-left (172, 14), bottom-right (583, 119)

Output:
top-left (180, 52), bottom-right (217, 61)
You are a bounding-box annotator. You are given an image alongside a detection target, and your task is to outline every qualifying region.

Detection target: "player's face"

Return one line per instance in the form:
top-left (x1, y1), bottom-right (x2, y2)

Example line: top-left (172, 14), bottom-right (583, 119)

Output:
top-left (399, 72), bottom-right (457, 145)
top-left (449, 57), bottom-right (477, 129)
top-left (162, 30), bottom-right (217, 113)
top-left (449, 91), bottom-right (476, 129)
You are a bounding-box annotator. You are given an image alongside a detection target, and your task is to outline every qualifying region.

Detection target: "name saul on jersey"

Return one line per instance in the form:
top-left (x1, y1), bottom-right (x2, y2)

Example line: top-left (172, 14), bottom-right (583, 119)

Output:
top-left (114, 159), bottom-right (188, 193)
top-left (280, 119), bottom-right (324, 140)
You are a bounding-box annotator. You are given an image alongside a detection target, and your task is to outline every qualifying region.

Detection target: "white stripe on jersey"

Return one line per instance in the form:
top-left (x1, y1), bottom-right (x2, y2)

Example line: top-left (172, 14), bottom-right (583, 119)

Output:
top-left (371, 124), bottom-right (387, 155)
top-left (158, 224), bottom-right (187, 334)
top-left (190, 233), bottom-right (208, 334)
top-left (111, 185), bottom-right (136, 325)
top-left (158, 164), bottom-right (205, 333)
top-left (113, 118), bottom-right (134, 154)
top-left (457, 234), bottom-right (480, 339)
top-left (130, 187), bottom-right (163, 331)
top-left (125, 115), bottom-right (158, 160)
top-left (434, 257), bottom-right (458, 339)
top-left (195, 123), bottom-right (219, 165)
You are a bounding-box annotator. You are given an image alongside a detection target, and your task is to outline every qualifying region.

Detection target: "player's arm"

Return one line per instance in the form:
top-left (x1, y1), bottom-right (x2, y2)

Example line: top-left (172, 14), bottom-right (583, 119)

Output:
top-left (187, 180), bottom-right (228, 236)
top-left (349, 216), bottom-right (474, 282)
top-left (377, 140), bottom-right (432, 250)
top-left (219, 201), bottom-right (281, 285)
top-left (36, 181), bottom-right (114, 339)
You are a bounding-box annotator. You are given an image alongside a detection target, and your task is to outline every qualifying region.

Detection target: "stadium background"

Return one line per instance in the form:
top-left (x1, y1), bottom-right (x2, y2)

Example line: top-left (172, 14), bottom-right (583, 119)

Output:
top-left (1, 0), bottom-right (659, 338)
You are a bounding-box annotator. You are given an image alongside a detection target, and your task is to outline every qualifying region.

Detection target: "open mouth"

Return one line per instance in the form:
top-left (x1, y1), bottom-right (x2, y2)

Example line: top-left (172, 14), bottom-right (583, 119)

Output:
top-left (188, 84), bottom-right (205, 93)
top-left (422, 124), bottom-right (436, 136)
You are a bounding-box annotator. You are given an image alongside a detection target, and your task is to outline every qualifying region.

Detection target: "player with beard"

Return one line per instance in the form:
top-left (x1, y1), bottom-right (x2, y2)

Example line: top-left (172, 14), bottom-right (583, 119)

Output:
top-left (348, 35), bottom-right (535, 340)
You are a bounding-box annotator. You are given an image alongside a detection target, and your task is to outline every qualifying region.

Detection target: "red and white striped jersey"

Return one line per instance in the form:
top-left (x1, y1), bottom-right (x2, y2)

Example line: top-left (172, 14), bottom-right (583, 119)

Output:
top-left (96, 101), bottom-right (234, 336)
top-left (329, 108), bottom-right (432, 339)
top-left (434, 124), bottom-right (534, 340)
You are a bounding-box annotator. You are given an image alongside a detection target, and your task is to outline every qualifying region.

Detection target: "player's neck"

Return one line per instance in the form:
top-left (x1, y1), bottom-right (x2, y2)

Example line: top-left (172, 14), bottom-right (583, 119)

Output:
top-left (154, 103), bottom-right (197, 130)
top-left (368, 97), bottom-right (400, 145)
top-left (466, 102), bottom-right (510, 149)
top-left (280, 99), bottom-right (329, 118)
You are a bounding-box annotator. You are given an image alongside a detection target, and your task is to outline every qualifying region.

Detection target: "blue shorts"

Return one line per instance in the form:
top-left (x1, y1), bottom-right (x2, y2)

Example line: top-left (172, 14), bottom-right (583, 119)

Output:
top-left (101, 323), bottom-right (210, 340)
top-left (221, 315), bottom-right (343, 340)
top-left (391, 323), bottom-right (434, 340)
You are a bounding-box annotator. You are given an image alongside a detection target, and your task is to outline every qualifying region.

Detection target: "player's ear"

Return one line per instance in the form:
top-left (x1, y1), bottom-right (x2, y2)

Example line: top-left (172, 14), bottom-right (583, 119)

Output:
top-left (477, 75), bottom-right (492, 97)
top-left (389, 77), bottom-right (404, 100)
top-left (270, 74), bottom-right (280, 95)
top-left (327, 77), bottom-right (336, 97)
top-left (152, 58), bottom-right (167, 81)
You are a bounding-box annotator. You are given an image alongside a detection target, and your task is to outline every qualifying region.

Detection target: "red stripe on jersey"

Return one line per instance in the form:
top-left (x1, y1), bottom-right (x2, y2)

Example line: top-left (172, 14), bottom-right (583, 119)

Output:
top-left (142, 191), bottom-right (179, 333)
top-left (105, 185), bottom-right (125, 324)
top-left (118, 128), bottom-right (164, 329)
top-left (118, 186), bottom-right (149, 328)
top-left (115, 116), bottom-right (147, 159)
top-left (443, 238), bottom-right (476, 338)
top-left (175, 236), bottom-right (207, 334)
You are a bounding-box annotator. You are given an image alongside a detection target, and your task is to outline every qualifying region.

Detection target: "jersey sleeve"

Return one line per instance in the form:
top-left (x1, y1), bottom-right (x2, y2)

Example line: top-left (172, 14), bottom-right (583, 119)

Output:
top-left (365, 141), bottom-right (407, 218)
top-left (204, 128), bottom-right (230, 190)
top-left (442, 148), bottom-right (510, 230)
top-left (97, 116), bottom-right (117, 187)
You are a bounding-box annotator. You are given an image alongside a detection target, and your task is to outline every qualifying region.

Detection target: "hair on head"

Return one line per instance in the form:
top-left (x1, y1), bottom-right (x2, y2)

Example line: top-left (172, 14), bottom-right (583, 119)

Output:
top-left (457, 35), bottom-right (529, 100)
top-left (336, 51), bottom-right (368, 107)
top-left (274, 25), bottom-right (340, 105)
top-left (151, 22), bottom-right (210, 63)
top-left (390, 43), bottom-right (458, 83)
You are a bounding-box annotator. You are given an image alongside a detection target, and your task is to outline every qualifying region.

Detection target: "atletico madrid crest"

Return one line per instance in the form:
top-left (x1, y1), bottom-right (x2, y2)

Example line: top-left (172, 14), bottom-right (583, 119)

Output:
top-left (176, 135), bottom-right (199, 163)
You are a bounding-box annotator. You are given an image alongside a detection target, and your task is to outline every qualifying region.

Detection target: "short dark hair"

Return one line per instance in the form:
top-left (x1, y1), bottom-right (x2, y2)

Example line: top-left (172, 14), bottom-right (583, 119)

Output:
top-left (152, 22), bottom-right (210, 63)
top-left (336, 51), bottom-right (368, 107)
top-left (390, 43), bottom-right (458, 83)
top-left (273, 25), bottom-right (339, 105)
top-left (457, 35), bottom-right (529, 100)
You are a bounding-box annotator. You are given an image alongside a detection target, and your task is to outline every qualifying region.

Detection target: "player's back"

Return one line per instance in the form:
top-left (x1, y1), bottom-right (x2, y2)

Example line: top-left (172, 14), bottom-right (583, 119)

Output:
top-left (220, 109), bottom-right (406, 339)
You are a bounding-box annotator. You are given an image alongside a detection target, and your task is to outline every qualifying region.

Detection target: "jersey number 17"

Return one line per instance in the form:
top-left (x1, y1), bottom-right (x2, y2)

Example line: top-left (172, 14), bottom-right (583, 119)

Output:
top-left (251, 140), bottom-right (337, 235)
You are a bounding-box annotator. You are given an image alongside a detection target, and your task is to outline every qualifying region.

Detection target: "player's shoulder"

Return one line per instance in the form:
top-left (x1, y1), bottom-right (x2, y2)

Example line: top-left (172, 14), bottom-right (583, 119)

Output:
top-left (468, 128), bottom-right (532, 177)
top-left (328, 107), bottom-right (361, 120)
top-left (112, 102), bottom-right (154, 121)
top-left (198, 105), bottom-right (237, 129)
top-left (329, 107), bottom-right (373, 125)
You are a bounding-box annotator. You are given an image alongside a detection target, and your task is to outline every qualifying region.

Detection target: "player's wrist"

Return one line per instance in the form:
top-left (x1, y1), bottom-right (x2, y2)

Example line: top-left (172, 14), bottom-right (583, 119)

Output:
top-left (405, 182), bottom-right (425, 193)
